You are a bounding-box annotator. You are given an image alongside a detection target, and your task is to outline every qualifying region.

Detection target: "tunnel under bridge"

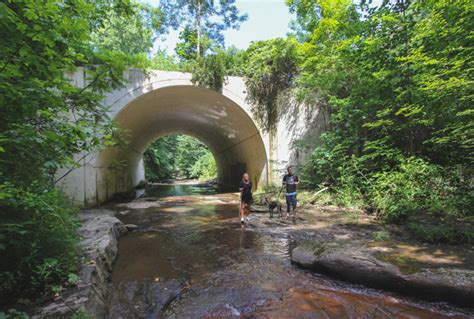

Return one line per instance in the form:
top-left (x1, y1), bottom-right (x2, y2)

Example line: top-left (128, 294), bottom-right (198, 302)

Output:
top-left (58, 69), bottom-right (310, 206)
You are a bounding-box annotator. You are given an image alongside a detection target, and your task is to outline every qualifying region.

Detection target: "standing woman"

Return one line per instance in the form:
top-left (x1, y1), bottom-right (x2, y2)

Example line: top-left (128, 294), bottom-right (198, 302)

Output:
top-left (239, 173), bottom-right (253, 225)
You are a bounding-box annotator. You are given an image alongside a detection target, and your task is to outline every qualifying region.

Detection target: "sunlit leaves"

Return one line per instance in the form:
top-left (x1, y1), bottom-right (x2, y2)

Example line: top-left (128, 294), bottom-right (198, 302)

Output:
top-left (191, 50), bottom-right (227, 92)
top-left (0, 0), bottom-right (148, 302)
top-left (90, 2), bottom-right (163, 55)
top-left (242, 37), bottom-right (299, 132)
top-left (144, 135), bottom-right (216, 181)
top-left (291, 0), bottom-right (473, 228)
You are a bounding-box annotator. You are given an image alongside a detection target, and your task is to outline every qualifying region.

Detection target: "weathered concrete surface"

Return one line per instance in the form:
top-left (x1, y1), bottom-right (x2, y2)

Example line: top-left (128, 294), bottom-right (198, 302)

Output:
top-left (57, 68), bottom-right (327, 206)
top-left (57, 69), bottom-right (269, 206)
top-left (34, 210), bottom-right (127, 318)
top-left (291, 239), bottom-right (474, 308)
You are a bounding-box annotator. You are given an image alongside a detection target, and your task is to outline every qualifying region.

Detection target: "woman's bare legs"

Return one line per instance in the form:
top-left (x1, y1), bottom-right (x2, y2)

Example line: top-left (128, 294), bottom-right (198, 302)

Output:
top-left (244, 203), bottom-right (251, 223)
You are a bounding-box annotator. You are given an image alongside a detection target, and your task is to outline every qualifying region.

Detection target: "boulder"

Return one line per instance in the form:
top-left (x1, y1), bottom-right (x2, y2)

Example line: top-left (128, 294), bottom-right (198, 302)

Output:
top-left (34, 209), bottom-right (127, 318)
top-left (106, 279), bottom-right (184, 318)
top-left (291, 239), bottom-right (474, 308)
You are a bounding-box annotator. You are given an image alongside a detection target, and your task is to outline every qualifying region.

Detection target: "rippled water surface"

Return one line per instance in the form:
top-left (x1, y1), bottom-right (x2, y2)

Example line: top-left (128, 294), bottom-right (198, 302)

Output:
top-left (106, 183), bottom-right (471, 318)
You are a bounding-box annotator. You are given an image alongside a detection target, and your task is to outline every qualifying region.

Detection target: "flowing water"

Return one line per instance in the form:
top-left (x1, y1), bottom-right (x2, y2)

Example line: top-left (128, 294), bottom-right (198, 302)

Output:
top-left (106, 183), bottom-right (471, 318)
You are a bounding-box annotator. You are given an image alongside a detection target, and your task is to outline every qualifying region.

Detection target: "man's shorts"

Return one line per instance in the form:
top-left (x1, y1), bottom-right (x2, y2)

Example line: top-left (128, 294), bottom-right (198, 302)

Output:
top-left (285, 192), bottom-right (297, 209)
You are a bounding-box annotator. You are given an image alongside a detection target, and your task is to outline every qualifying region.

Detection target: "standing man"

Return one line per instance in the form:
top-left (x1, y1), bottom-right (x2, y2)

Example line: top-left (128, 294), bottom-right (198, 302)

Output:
top-left (282, 166), bottom-right (299, 218)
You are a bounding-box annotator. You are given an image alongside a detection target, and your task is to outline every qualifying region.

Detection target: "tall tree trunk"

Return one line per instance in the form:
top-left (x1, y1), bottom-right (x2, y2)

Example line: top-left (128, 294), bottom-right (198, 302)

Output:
top-left (196, 0), bottom-right (201, 57)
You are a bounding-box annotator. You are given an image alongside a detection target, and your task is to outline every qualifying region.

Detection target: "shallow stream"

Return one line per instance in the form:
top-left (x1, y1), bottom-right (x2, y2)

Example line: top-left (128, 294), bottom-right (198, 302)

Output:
top-left (106, 184), bottom-right (471, 318)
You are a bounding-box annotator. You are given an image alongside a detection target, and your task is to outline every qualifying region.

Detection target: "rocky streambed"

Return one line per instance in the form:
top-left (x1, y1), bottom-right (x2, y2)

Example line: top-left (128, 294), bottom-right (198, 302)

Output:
top-left (291, 238), bottom-right (474, 308)
top-left (34, 183), bottom-right (474, 318)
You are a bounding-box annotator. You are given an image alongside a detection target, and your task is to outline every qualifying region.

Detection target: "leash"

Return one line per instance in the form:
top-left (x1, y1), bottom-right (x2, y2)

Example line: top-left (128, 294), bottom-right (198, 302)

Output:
top-left (277, 185), bottom-right (284, 199)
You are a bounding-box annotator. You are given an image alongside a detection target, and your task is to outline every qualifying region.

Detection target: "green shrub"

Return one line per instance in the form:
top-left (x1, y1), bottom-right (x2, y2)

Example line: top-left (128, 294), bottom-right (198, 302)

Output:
top-left (409, 223), bottom-right (474, 245)
top-left (370, 157), bottom-right (472, 223)
top-left (191, 50), bottom-right (227, 92)
top-left (372, 230), bottom-right (391, 241)
top-left (0, 309), bottom-right (29, 319)
top-left (301, 133), bottom-right (349, 187)
top-left (333, 158), bottom-right (368, 208)
top-left (0, 183), bottom-right (80, 304)
top-left (191, 152), bottom-right (217, 181)
top-left (71, 309), bottom-right (94, 319)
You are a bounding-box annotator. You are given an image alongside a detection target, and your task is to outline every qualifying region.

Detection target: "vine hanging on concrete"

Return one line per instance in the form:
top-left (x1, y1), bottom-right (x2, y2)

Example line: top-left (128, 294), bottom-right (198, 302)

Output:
top-left (242, 37), bottom-right (299, 132)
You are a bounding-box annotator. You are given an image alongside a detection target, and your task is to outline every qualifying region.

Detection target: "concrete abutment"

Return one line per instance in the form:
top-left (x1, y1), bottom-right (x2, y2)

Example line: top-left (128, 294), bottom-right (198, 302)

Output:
top-left (57, 68), bottom-right (322, 205)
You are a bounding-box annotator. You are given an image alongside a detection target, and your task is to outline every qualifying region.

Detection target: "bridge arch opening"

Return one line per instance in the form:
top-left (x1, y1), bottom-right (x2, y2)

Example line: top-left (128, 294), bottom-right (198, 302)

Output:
top-left (97, 85), bottom-right (268, 202)
top-left (143, 134), bottom-right (217, 182)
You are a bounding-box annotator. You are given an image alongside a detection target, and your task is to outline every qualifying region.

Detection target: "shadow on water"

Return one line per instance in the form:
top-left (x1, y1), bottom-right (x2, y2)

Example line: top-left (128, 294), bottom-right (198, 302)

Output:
top-left (106, 183), bottom-right (472, 319)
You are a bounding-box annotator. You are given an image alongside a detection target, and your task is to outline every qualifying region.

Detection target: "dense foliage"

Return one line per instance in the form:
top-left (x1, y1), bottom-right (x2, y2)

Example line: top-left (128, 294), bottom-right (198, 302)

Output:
top-left (144, 135), bottom-right (217, 181)
top-left (0, 0), bottom-right (158, 307)
top-left (191, 46), bottom-right (246, 91)
top-left (191, 49), bottom-right (227, 91)
top-left (282, 0), bottom-right (473, 241)
top-left (1, 0), bottom-right (473, 311)
top-left (90, 2), bottom-right (164, 56)
top-left (242, 38), bottom-right (299, 132)
top-left (226, 0), bottom-right (473, 243)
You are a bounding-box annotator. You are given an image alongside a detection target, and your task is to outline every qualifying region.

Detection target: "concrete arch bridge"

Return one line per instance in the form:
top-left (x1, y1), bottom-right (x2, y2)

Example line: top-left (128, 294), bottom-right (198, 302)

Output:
top-left (59, 69), bottom-right (317, 206)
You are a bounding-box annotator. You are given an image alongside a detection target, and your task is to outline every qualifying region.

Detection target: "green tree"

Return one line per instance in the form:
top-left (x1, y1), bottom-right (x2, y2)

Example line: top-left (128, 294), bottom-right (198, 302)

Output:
top-left (90, 1), bottom-right (164, 55)
top-left (175, 135), bottom-right (210, 178)
top-left (0, 0), bottom-right (145, 303)
top-left (223, 45), bottom-right (245, 76)
top-left (242, 38), bottom-right (299, 132)
top-left (283, 0), bottom-right (472, 241)
top-left (191, 152), bottom-right (217, 180)
top-left (144, 135), bottom-right (216, 181)
top-left (149, 49), bottom-right (185, 71)
top-left (143, 135), bottom-right (179, 181)
top-left (175, 26), bottom-right (214, 61)
top-left (191, 49), bottom-right (227, 91)
top-left (159, 0), bottom-right (247, 57)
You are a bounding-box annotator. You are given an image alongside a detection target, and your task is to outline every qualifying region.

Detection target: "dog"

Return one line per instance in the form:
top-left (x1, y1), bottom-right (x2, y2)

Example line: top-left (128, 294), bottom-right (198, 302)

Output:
top-left (263, 195), bottom-right (283, 219)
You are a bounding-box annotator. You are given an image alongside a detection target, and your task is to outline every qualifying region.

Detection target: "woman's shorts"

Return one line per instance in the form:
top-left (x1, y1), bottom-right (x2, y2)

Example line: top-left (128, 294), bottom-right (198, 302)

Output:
top-left (241, 193), bottom-right (253, 204)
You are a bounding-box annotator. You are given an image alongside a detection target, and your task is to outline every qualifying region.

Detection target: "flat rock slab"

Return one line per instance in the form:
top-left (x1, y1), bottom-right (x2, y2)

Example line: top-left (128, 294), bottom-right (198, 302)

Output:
top-left (291, 239), bottom-right (474, 308)
top-left (106, 279), bottom-right (184, 319)
top-left (34, 209), bottom-right (127, 318)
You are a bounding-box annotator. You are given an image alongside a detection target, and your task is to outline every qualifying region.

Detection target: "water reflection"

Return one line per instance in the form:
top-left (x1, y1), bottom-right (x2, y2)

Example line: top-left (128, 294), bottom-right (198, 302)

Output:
top-left (145, 182), bottom-right (232, 197)
top-left (107, 183), bottom-right (471, 319)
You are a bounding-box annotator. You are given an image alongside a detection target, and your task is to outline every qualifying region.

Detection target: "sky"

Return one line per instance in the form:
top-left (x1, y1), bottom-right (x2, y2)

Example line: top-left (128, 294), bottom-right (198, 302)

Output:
top-left (141, 0), bottom-right (384, 55)
top-left (141, 0), bottom-right (294, 55)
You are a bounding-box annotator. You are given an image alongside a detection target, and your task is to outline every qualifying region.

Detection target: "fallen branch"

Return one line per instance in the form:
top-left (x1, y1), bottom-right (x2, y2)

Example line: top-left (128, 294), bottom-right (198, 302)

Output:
top-left (309, 187), bottom-right (329, 204)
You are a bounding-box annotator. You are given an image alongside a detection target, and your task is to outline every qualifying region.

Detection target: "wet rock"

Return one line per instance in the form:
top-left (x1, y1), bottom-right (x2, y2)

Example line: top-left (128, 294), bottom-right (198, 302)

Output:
top-left (116, 199), bottom-right (162, 209)
top-left (117, 210), bottom-right (130, 216)
top-left (291, 241), bottom-right (402, 288)
top-left (124, 223), bottom-right (139, 231)
top-left (291, 239), bottom-right (474, 308)
top-left (106, 279), bottom-right (184, 319)
top-left (34, 209), bottom-right (127, 318)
